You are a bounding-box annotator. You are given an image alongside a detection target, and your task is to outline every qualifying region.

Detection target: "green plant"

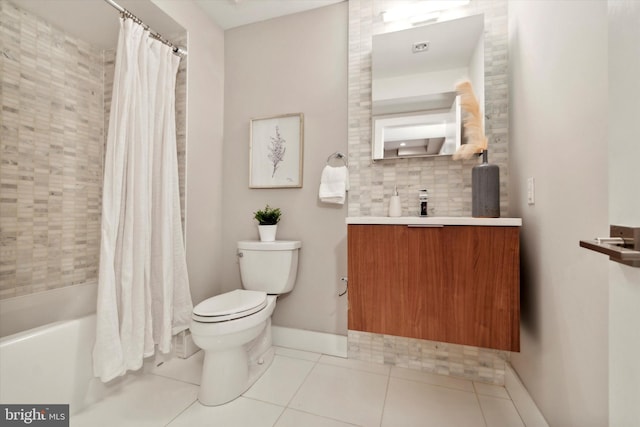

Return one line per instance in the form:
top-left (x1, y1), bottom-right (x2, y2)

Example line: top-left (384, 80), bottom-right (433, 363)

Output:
top-left (253, 204), bottom-right (282, 225)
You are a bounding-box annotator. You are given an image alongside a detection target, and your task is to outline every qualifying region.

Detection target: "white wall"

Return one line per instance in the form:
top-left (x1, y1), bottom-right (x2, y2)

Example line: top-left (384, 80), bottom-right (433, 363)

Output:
top-left (221, 3), bottom-right (349, 335)
top-left (152, 0), bottom-right (225, 305)
top-left (508, 1), bottom-right (609, 426)
top-left (608, 1), bottom-right (640, 425)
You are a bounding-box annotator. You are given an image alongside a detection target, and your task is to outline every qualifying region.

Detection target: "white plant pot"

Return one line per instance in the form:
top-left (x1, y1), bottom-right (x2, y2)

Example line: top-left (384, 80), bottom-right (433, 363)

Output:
top-left (258, 225), bottom-right (277, 242)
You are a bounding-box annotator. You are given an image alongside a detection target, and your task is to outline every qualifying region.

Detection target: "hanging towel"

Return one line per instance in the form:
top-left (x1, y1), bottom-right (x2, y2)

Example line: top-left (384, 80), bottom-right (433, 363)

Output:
top-left (319, 165), bottom-right (349, 204)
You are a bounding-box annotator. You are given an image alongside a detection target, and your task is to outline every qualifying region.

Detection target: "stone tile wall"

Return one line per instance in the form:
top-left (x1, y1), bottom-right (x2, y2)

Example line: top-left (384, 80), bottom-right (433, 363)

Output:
top-left (347, 0), bottom-right (511, 381)
top-left (349, 330), bottom-right (509, 385)
top-left (0, 0), bottom-right (104, 298)
top-left (0, 0), bottom-right (186, 299)
top-left (347, 0), bottom-right (508, 217)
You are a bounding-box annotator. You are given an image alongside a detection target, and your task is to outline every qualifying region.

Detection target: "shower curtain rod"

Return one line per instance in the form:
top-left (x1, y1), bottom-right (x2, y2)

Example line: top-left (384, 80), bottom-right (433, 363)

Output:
top-left (103, 0), bottom-right (187, 56)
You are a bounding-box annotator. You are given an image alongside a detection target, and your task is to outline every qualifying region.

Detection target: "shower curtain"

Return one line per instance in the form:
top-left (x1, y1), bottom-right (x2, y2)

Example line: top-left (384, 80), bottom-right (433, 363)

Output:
top-left (93, 18), bottom-right (192, 382)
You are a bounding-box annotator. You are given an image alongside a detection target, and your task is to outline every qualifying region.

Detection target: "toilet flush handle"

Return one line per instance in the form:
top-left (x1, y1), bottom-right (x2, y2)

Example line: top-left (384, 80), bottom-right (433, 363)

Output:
top-left (339, 277), bottom-right (348, 297)
top-left (237, 251), bottom-right (243, 257)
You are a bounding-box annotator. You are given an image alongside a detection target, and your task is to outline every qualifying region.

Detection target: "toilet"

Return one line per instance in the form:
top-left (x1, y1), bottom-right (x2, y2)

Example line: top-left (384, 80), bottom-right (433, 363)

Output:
top-left (190, 240), bottom-right (301, 406)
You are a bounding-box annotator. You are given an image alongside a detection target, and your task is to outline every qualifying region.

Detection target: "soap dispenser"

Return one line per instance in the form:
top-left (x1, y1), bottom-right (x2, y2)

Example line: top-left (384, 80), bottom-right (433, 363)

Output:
top-left (389, 186), bottom-right (402, 217)
top-left (419, 188), bottom-right (428, 217)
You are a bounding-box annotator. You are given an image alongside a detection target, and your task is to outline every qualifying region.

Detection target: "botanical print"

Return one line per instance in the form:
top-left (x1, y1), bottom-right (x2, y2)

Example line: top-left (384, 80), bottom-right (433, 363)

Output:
top-left (250, 114), bottom-right (303, 188)
top-left (268, 126), bottom-right (286, 177)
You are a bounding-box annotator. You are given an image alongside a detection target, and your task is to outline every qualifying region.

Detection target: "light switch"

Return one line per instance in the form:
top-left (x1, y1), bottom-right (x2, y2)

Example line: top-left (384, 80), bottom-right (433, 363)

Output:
top-left (527, 177), bottom-right (535, 205)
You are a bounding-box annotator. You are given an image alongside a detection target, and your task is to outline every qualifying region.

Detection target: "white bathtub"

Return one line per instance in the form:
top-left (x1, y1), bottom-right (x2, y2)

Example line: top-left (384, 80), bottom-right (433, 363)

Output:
top-left (0, 314), bottom-right (135, 414)
top-left (0, 282), bottom-right (98, 337)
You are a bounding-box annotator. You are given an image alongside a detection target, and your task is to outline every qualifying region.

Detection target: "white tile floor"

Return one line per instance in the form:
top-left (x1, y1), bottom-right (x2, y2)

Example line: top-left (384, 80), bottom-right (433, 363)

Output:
top-left (71, 347), bottom-right (526, 427)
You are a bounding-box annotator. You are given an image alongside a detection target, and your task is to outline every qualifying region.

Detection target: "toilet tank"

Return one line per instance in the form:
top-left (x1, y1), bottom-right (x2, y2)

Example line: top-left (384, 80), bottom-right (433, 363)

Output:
top-left (237, 240), bottom-right (301, 294)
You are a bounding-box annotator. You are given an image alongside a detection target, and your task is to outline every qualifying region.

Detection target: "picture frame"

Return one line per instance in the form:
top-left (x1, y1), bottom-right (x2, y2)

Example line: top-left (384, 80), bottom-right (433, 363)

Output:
top-left (249, 113), bottom-right (304, 188)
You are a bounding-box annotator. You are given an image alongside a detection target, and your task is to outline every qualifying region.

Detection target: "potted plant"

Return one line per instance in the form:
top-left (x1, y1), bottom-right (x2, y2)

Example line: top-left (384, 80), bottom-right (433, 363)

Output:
top-left (253, 204), bottom-right (282, 242)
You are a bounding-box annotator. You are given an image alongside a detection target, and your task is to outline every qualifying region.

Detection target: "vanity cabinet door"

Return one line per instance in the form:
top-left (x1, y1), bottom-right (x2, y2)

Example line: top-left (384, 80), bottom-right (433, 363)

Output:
top-left (409, 226), bottom-right (520, 351)
top-left (406, 226), bottom-right (449, 342)
top-left (347, 225), bottom-right (409, 337)
top-left (347, 224), bottom-right (520, 352)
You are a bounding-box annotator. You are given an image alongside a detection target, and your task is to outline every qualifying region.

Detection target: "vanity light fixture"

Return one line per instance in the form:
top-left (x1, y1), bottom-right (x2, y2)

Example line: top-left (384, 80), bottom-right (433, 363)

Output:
top-left (382, 0), bottom-right (470, 23)
top-left (410, 13), bottom-right (441, 25)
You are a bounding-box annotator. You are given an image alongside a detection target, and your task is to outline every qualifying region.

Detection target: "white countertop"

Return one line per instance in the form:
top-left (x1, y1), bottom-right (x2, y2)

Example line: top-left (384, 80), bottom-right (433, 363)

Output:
top-left (346, 216), bottom-right (522, 226)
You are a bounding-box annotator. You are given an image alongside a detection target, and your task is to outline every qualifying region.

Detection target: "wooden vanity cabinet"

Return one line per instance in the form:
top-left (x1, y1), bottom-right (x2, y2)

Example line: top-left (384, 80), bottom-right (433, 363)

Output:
top-left (347, 224), bottom-right (520, 352)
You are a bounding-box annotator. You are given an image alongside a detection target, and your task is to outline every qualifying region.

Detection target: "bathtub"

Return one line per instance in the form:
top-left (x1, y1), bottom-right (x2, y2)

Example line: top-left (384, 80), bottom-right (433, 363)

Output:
top-left (0, 282), bottom-right (98, 337)
top-left (0, 314), bottom-right (136, 415)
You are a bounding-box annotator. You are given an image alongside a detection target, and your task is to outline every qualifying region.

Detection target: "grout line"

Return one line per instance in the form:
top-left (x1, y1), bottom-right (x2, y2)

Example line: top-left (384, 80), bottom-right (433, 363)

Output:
top-left (391, 372), bottom-right (476, 395)
top-left (163, 398), bottom-right (198, 427)
top-left (504, 363), bottom-right (549, 427)
top-left (147, 370), bottom-right (201, 386)
top-left (269, 407), bottom-right (287, 427)
top-left (267, 353), bottom-right (320, 427)
top-left (473, 382), bottom-right (512, 400)
top-left (241, 395), bottom-right (286, 408)
top-left (282, 355), bottom-right (319, 408)
top-left (473, 385), bottom-right (491, 427)
top-left (316, 355), bottom-right (392, 377)
top-left (274, 346), bottom-right (323, 361)
top-left (378, 364), bottom-right (392, 427)
top-left (282, 408), bottom-right (362, 427)
top-left (503, 383), bottom-right (529, 427)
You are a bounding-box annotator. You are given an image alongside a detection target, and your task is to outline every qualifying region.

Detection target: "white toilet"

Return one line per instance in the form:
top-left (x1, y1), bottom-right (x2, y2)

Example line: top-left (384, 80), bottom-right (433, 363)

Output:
top-left (190, 240), bottom-right (301, 406)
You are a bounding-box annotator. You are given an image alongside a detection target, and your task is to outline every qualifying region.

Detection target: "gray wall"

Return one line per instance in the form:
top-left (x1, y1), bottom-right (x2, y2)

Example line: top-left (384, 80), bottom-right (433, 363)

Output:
top-left (508, 1), bottom-right (609, 426)
top-left (152, 0), bottom-right (226, 306)
top-left (222, 3), bottom-right (349, 335)
top-left (608, 1), bottom-right (640, 425)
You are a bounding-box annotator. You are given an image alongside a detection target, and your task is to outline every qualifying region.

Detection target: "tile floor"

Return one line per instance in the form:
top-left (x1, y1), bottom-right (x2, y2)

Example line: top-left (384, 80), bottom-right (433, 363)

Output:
top-left (71, 347), bottom-right (526, 427)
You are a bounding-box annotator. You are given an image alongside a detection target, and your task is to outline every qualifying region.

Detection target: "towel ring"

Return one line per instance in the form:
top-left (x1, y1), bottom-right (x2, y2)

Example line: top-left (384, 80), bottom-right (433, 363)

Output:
top-left (326, 151), bottom-right (348, 166)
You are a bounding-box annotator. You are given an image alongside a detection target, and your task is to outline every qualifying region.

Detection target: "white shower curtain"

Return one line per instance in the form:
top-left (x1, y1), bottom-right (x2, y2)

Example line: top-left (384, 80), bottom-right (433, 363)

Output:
top-left (93, 18), bottom-right (192, 382)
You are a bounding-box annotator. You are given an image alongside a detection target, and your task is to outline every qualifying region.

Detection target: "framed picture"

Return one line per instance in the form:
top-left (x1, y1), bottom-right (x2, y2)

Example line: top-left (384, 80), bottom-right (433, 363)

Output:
top-left (250, 113), bottom-right (304, 188)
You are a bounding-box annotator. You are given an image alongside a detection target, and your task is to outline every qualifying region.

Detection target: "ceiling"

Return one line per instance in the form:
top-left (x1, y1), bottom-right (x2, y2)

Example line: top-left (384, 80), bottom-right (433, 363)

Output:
top-left (196, 0), bottom-right (344, 30)
top-left (16, 0), bottom-right (345, 50)
top-left (17, 0), bottom-right (184, 50)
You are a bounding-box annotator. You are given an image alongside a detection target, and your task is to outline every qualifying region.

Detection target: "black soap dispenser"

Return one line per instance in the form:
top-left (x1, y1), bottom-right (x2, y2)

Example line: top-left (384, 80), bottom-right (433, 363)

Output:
top-left (419, 189), bottom-right (428, 217)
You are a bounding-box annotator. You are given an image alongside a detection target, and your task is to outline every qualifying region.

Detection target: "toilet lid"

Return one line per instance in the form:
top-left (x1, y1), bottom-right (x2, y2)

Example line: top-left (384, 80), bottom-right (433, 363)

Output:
top-left (192, 289), bottom-right (267, 322)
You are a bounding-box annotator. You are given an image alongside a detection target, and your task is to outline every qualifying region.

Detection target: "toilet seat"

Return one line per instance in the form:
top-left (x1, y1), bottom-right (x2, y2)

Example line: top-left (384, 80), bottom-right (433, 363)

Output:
top-left (192, 289), bottom-right (267, 323)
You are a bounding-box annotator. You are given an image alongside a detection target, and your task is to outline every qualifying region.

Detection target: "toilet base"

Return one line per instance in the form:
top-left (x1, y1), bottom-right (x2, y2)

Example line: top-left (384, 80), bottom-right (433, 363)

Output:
top-left (197, 321), bottom-right (275, 406)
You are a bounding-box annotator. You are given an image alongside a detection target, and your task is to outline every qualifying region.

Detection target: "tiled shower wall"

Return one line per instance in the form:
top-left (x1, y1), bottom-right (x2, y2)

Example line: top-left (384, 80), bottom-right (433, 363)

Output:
top-left (346, 0), bottom-right (510, 384)
top-left (347, 0), bottom-right (508, 217)
top-left (0, 0), bottom-right (104, 298)
top-left (0, 0), bottom-right (186, 300)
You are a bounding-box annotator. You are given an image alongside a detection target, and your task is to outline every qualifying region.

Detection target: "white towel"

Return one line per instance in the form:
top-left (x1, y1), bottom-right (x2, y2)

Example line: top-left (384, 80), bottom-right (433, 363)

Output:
top-left (319, 165), bottom-right (349, 204)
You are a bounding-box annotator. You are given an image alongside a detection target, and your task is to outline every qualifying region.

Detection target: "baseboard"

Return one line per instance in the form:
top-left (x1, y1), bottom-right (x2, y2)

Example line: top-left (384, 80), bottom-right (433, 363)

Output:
top-left (505, 363), bottom-right (550, 427)
top-left (271, 326), bottom-right (347, 358)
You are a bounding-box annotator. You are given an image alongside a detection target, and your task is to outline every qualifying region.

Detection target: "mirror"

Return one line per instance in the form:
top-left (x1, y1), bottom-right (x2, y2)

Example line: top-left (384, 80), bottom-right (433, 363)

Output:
top-left (371, 14), bottom-right (485, 160)
top-left (372, 96), bottom-right (461, 158)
